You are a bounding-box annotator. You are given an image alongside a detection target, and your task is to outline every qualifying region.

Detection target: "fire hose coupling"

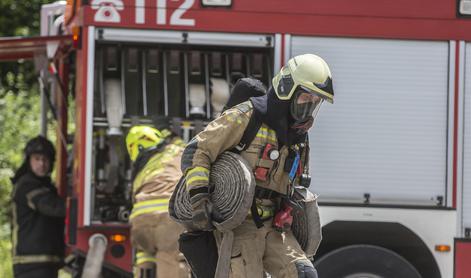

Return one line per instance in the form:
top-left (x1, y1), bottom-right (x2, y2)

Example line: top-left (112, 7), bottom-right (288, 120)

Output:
top-left (88, 233), bottom-right (108, 248)
top-left (82, 234), bottom-right (108, 278)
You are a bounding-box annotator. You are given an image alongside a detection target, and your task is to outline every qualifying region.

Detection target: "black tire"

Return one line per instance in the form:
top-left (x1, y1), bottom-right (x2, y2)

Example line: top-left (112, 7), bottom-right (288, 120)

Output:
top-left (314, 244), bottom-right (421, 278)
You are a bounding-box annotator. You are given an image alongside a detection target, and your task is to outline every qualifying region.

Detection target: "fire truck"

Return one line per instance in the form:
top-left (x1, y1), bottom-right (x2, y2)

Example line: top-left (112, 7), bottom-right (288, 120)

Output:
top-left (2, 0), bottom-right (471, 277)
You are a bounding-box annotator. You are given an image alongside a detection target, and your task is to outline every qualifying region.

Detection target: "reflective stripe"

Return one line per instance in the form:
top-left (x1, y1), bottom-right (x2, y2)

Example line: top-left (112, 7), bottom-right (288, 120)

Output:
top-left (133, 167), bottom-right (163, 193)
top-left (256, 128), bottom-right (277, 143)
top-left (248, 205), bottom-right (275, 220)
top-left (130, 199), bottom-right (169, 220)
top-left (13, 254), bottom-right (62, 264)
top-left (134, 198), bottom-right (169, 208)
top-left (268, 129), bottom-right (277, 142)
top-left (186, 167), bottom-right (209, 187)
top-left (12, 189), bottom-right (62, 266)
top-left (133, 143), bottom-right (183, 193)
top-left (187, 176), bottom-right (209, 186)
top-left (11, 202), bottom-right (18, 257)
top-left (136, 251), bottom-right (156, 265)
top-left (257, 205), bottom-right (275, 218)
top-left (130, 206), bottom-right (168, 219)
top-left (187, 167), bottom-right (209, 177)
top-left (25, 187), bottom-right (49, 210)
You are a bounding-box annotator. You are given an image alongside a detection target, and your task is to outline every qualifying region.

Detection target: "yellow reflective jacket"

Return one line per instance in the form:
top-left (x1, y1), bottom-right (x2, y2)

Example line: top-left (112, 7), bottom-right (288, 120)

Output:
top-left (130, 138), bottom-right (184, 222)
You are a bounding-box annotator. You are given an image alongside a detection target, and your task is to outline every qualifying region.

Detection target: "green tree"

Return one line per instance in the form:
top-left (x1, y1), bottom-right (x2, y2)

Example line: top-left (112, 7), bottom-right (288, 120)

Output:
top-left (0, 0), bottom-right (55, 91)
top-left (0, 0), bottom-right (56, 276)
top-left (0, 77), bottom-right (62, 277)
top-left (0, 78), bottom-right (45, 277)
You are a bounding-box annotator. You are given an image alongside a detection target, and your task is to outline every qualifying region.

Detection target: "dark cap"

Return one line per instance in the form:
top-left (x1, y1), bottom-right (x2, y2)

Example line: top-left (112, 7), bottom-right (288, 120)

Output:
top-left (24, 136), bottom-right (56, 162)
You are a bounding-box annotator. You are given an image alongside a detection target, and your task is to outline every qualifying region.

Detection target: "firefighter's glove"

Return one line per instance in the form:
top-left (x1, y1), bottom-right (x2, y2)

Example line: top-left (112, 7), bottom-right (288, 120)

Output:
top-left (189, 191), bottom-right (215, 231)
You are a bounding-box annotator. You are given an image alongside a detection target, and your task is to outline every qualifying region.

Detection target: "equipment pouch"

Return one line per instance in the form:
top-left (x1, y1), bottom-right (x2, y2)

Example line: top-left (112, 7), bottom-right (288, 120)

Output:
top-left (284, 149), bottom-right (297, 173)
top-left (291, 186), bottom-right (322, 258)
top-left (178, 231), bottom-right (218, 278)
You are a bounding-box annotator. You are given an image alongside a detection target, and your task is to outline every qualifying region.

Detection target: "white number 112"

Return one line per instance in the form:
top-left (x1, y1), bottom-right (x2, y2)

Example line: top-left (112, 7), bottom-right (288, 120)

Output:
top-left (157, 0), bottom-right (195, 26)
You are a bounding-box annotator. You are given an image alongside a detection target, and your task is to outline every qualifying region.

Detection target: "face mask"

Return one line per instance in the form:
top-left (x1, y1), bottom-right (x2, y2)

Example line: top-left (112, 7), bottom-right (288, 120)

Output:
top-left (291, 116), bottom-right (314, 134)
top-left (290, 86), bottom-right (324, 124)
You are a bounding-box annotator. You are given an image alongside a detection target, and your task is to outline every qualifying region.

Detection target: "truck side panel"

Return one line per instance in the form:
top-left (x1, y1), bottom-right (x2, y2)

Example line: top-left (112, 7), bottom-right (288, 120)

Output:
top-left (292, 36), bottom-right (450, 205)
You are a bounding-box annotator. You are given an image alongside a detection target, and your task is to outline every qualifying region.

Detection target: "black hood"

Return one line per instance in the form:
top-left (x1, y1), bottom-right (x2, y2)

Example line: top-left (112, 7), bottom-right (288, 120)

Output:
top-left (250, 87), bottom-right (307, 146)
top-left (11, 162), bottom-right (28, 184)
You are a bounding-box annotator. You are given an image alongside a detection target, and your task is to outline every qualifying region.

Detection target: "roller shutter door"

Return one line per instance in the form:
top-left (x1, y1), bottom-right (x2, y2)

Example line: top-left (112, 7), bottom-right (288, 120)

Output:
top-left (462, 42), bottom-right (471, 229)
top-left (291, 37), bottom-right (449, 204)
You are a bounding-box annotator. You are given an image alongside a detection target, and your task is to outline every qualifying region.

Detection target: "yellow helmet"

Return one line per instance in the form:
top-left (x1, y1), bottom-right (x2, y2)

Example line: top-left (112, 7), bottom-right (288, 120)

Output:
top-left (272, 54), bottom-right (334, 103)
top-left (125, 125), bottom-right (171, 161)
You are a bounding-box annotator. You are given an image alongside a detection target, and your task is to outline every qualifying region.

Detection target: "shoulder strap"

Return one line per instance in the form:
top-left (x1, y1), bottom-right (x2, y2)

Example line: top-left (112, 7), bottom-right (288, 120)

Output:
top-left (131, 139), bottom-right (170, 181)
top-left (234, 111), bottom-right (263, 153)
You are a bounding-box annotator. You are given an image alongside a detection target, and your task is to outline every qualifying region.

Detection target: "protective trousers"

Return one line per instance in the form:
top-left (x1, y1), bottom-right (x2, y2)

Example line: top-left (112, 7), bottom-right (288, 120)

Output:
top-left (131, 211), bottom-right (189, 278)
top-left (14, 264), bottom-right (59, 278)
top-left (216, 219), bottom-right (315, 278)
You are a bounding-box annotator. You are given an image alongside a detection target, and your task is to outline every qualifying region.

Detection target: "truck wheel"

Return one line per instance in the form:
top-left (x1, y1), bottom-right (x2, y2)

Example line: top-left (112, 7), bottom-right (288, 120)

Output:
top-left (314, 244), bottom-right (421, 278)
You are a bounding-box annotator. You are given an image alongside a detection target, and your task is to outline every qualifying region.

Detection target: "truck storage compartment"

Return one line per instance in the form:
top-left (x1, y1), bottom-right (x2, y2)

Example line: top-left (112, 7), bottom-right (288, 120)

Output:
top-left (88, 34), bottom-right (273, 223)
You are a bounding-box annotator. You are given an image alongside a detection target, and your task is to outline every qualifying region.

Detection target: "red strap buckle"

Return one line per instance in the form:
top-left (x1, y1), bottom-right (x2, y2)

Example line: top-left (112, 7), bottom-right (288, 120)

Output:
top-left (255, 167), bottom-right (269, 181)
top-left (261, 144), bottom-right (273, 159)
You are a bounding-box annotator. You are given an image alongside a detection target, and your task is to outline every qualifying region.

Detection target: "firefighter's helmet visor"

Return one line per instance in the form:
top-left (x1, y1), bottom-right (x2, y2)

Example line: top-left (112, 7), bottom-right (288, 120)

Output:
top-left (290, 86), bottom-right (324, 122)
top-left (276, 72), bottom-right (333, 102)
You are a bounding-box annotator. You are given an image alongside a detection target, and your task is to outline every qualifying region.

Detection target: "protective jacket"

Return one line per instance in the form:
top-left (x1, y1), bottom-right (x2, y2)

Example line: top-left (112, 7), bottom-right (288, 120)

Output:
top-left (182, 101), bottom-right (309, 196)
top-left (11, 171), bottom-right (65, 272)
top-left (130, 138), bottom-right (185, 223)
top-left (180, 59), bottom-right (327, 277)
top-left (130, 138), bottom-right (189, 278)
top-left (181, 100), bottom-right (318, 278)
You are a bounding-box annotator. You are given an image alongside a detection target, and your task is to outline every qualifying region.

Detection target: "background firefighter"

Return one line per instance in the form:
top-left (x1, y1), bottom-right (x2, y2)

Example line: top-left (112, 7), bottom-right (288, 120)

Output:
top-left (126, 125), bottom-right (189, 278)
top-left (10, 136), bottom-right (65, 278)
top-left (181, 54), bottom-right (334, 277)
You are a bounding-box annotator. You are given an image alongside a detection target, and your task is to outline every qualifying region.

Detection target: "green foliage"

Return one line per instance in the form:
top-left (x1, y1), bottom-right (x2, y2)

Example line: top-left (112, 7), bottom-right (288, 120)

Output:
top-left (0, 220), bottom-right (12, 277)
top-left (0, 81), bottom-right (59, 278)
top-left (0, 1), bottom-right (58, 276)
top-left (0, 0), bottom-right (56, 92)
top-left (0, 1), bottom-right (52, 37)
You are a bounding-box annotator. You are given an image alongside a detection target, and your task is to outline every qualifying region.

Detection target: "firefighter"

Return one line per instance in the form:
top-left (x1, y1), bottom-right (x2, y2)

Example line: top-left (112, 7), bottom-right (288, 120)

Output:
top-left (181, 54), bottom-right (333, 277)
top-left (126, 125), bottom-right (189, 278)
top-left (10, 136), bottom-right (65, 278)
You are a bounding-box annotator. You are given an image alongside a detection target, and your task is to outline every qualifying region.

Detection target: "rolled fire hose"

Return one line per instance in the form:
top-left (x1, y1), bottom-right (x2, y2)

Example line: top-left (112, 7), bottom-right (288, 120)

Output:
top-left (104, 78), bottom-right (124, 136)
top-left (210, 78), bottom-right (230, 118)
top-left (169, 152), bottom-right (256, 278)
top-left (189, 83), bottom-right (206, 116)
top-left (81, 233), bottom-right (108, 278)
top-left (291, 186), bottom-right (322, 258)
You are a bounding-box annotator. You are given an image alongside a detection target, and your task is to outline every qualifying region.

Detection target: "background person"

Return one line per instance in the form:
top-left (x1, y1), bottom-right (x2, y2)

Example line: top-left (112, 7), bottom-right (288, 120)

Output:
top-left (10, 136), bottom-right (65, 278)
top-left (126, 125), bottom-right (189, 278)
